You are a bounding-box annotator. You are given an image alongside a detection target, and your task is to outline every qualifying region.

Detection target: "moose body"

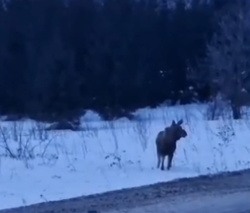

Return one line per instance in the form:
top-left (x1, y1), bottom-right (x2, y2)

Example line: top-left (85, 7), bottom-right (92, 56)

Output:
top-left (156, 119), bottom-right (187, 170)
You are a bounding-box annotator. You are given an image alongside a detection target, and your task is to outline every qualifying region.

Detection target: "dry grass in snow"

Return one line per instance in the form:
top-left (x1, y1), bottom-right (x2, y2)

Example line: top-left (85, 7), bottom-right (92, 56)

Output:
top-left (0, 103), bottom-right (249, 210)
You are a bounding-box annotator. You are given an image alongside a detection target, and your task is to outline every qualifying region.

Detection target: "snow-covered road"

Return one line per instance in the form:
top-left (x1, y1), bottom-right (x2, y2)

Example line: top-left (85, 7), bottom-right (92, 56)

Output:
top-left (108, 189), bottom-right (250, 213)
top-left (1, 169), bottom-right (250, 213)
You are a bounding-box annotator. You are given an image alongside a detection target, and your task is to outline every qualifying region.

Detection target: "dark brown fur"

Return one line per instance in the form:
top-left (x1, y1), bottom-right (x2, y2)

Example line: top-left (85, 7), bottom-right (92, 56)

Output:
top-left (156, 119), bottom-right (187, 170)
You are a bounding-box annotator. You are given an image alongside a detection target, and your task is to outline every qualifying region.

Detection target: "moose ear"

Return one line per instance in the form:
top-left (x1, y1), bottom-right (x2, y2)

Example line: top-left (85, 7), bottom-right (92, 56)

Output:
top-left (177, 119), bottom-right (183, 125)
top-left (171, 120), bottom-right (176, 126)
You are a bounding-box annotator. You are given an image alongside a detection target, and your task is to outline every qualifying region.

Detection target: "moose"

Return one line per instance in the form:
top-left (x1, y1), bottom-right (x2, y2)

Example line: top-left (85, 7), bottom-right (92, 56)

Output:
top-left (155, 119), bottom-right (187, 171)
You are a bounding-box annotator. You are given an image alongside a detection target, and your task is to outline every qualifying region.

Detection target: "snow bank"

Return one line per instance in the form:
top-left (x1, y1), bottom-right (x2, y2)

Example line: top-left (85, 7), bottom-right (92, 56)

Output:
top-left (0, 104), bottom-right (249, 210)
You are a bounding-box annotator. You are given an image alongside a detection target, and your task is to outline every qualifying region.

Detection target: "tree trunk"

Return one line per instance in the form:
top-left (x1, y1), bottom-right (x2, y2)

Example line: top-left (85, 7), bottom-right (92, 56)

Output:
top-left (231, 103), bottom-right (241, 119)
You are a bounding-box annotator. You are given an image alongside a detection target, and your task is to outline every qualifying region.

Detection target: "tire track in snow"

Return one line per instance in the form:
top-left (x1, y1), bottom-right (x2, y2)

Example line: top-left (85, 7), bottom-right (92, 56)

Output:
top-left (1, 169), bottom-right (250, 213)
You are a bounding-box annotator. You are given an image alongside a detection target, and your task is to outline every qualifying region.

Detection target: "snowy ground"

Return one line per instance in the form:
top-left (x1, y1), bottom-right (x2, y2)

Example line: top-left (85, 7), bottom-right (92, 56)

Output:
top-left (0, 103), bottom-right (250, 210)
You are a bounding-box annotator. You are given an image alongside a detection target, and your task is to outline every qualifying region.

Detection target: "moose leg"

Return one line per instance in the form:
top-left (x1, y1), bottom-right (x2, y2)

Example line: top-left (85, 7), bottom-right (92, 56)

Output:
top-left (157, 153), bottom-right (161, 168)
top-left (167, 153), bottom-right (174, 170)
top-left (160, 156), bottom-right (165, 170)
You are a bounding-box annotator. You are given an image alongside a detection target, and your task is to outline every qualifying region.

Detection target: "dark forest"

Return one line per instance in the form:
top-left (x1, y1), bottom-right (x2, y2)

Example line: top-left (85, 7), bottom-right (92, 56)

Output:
top-left (0, 0), bottom-right (238, 120)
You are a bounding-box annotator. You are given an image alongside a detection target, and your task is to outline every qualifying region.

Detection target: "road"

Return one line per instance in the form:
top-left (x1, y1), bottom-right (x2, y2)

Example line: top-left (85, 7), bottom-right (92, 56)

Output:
top-left (1, 169), bottom-right (250, 213)
top-left (106, 189), bottom-right (250, 213)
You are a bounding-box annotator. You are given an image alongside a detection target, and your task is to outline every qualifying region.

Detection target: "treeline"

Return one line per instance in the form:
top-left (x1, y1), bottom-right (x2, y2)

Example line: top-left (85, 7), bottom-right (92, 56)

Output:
top-left (0, 0), bottom-right (230, 120)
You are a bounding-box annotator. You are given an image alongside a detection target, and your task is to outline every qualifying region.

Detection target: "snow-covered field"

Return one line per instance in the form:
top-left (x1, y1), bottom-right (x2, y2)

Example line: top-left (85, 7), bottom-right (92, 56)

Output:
top-left (0, 103), bottom-right (250, 210)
